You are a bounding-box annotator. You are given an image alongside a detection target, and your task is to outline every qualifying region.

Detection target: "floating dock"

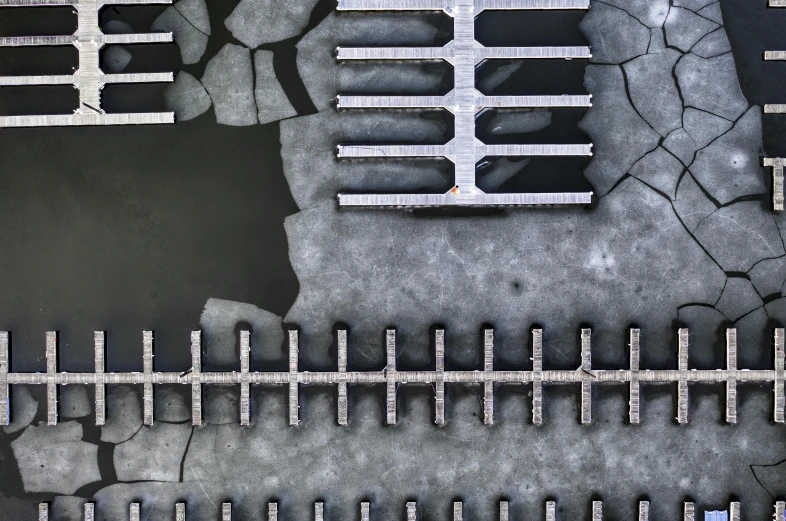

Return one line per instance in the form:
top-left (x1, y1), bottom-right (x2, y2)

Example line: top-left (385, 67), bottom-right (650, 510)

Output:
top-left (763, 158), bottom-right (785, 211)
top-left (0, 0), bottom-right (175, 127)
top-left (335, 0), bottom-right (593, 207)
top-left (32, 500), bottom-right (783, 521)
top-left (1, 327), bottom-right (785, 427)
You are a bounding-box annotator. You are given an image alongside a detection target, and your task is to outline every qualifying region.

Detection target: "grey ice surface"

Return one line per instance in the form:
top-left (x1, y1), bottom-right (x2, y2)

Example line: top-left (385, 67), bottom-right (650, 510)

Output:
top-left (715, 277), bottom-right (763, 322)
top-left (101, 385), bottom-right (143, 444)
top-left (154, 386), bottom-right (191, 422)
top-left (11, 422), bottom-right (100, 495)
top-left (102, 46), bottom-right (132, 74)
top-left (202, 44), bottom-right (259, 126)
top-left (59, 386), bottom-right (90, 419)
top-left (628, 146), bottom-right (684, 199)
top-left (692, 29), bottom-right (731, 59)
top-left (164, 71), bottom-right (212, 122)
top-left (579, 64), bottom-right (660, 195)
top-left (79, 389), bottom-right (784, 521)
top-left (486, 110), bottom-right (552, 135)
top-left (296, 12), bottom-right (443, 111)
top-left (664, 6), bottom-right (718, 52)
top-left (253, 50), bottom-right (297, 125)
top-left (283, 177), bottom-right (725, 368)
top-left (151, 6), bottom-right (209, 65)
top-left (622, 50), bottom-right (683, 137)
top-left (114, 422), bottom-right (192, 482)
top-left (579, 3), bottom-right (649, 64)
top-left (225, 0), bottom-right (319, 48)
top-left (199, 297), bottom-right (285, 365)
top-left (675, 52), bottom-right (749, 122)
top-left (693, 201), bottom-right (785, 272)
top-left (2, 386), bottom-right (37, 434)
top-left (690, 107), bottom-right (766, 205)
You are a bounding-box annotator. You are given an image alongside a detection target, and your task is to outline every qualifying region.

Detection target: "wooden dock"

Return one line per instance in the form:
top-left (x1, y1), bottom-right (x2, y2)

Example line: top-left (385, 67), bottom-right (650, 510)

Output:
top-left (335, 0), bottom-right (593, 207)
top-left (1, 326), bottom-right (785, 427)
top-left (32, 499), bottom-right (781, 521)
top-left (0, 0), bottom-right (175, 127)
top-left (763, 158), bottom-right (785, 211)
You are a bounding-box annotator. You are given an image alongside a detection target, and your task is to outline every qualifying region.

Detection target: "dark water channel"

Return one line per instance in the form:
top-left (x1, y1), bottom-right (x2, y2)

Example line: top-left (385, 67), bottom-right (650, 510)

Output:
top-left (0, 0), bottom-right (784, 514)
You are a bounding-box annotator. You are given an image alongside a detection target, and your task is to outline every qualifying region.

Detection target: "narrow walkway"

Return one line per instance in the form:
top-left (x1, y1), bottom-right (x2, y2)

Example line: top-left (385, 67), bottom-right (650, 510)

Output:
top-left (335, 0), bottom-right (593, 207)
top-left (32, 497), bottom-right (783, 521)
top-left (1, 327), bottom-right (784, 428)
top-left (0, 0), bottom-right (175, 127)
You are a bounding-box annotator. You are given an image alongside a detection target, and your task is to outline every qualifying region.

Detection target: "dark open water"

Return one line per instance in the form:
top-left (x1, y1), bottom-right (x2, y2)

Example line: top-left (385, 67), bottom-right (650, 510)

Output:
top-left (0, 0), bottom-right (784, 513)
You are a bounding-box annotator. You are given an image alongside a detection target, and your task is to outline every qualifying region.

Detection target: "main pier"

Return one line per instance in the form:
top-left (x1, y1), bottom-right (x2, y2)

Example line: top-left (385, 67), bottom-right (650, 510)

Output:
top-left (0, 0), bottom-right (175, 127)
top-left (1, 327), bottom-right (784, 427)
top-left (335, 0), bottom-right (593, 208)
top-left (32, 499), bottom-right (786, 521)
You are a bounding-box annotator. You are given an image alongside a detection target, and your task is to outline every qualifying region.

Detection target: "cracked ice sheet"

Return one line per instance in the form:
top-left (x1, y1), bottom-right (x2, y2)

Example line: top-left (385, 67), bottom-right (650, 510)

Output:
top-left (11, 422), bottom-right (100, 495)
top-left (77, 389), bottom-right (783, 521)
top-left (283, 177), bottom-right (724, 370)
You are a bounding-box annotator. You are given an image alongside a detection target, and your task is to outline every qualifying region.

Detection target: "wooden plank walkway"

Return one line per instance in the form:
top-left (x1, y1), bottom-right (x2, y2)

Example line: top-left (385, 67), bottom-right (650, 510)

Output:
top-left (763, 158), bottom-right (785, 211)
top-left (335, 0), bottom-right (592, 207)
top-left (2, 326), bottom-right (786, 427)
top-left (32, 500), bottom-right (785, 521)
top-left (0, 0), bottom-right (174, 127)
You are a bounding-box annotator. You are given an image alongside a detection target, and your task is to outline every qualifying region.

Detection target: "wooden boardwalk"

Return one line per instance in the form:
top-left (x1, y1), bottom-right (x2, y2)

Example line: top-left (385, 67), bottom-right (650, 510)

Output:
top-left (33, 500), bottom-right (786, 521)
top-left (0, 0), bottom-right (174, 127)
top-left (1, 326), bottom-right (785, 427)
top-left (335, 0), bottom-right (593, 207)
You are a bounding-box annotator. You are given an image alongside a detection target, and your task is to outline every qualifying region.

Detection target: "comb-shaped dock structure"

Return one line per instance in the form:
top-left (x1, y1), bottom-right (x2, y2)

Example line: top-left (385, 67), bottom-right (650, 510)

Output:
top-left (0, 0), bottom-right (175, 127)
top-left (33, 499), bottom-right (782, 521)
top-left (335, 0), bottom-right (593, 208)
top-left (1, 327), bottom-right (785, 427)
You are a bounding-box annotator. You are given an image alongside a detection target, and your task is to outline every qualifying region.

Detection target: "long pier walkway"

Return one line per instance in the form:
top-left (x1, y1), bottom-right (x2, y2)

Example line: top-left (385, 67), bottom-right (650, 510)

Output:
top-left (0, 0), bottom-right (175, 127)
top-left (335, 0), bottom-right (593, 208)
top-left (1, 327), bottom-right (784, 428)
top-left (32, 499), bottom-right (786, 521)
